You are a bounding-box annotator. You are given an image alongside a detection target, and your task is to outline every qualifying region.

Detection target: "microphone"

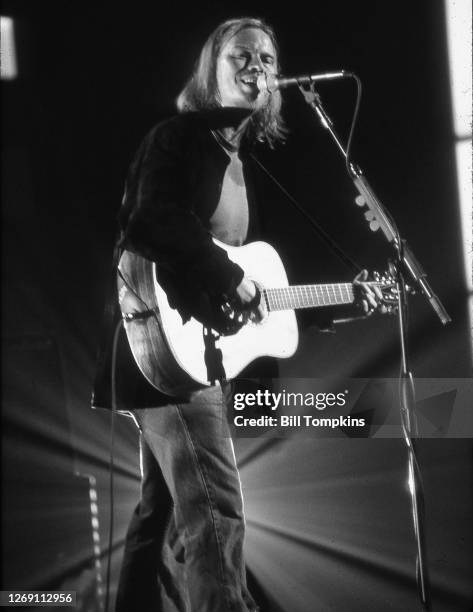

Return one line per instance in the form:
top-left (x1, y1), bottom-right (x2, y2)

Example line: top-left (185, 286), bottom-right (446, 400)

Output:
top-left (266, 70), bottom-right (350, 92)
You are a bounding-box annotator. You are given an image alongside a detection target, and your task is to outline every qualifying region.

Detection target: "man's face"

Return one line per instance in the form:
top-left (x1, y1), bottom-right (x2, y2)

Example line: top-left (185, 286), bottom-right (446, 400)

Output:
top-left (216, 27), bottom-right (277, 109)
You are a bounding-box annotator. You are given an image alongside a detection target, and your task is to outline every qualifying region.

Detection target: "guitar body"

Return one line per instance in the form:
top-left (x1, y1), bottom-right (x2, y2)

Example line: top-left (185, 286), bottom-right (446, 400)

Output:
top-left (118, 241), bottom-right (299, 396)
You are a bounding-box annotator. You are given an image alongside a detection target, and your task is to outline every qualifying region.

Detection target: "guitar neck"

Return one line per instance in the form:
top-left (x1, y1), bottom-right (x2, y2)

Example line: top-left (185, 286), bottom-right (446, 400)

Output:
top-left (263, 283), bottom-right (356, 312)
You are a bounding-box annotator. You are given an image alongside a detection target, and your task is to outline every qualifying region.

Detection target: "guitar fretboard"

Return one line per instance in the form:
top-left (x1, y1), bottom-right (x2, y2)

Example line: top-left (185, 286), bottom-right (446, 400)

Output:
top-left (263, 283), bottom-right (355, 312)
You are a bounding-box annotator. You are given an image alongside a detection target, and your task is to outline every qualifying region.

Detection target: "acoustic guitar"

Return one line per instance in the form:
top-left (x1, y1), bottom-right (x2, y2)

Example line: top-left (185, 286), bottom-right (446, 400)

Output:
top-left (118, 240), bottom-right (395, 396)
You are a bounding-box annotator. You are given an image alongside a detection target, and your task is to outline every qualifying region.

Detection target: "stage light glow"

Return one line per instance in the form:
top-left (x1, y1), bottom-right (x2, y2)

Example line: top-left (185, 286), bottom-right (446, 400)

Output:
top-left (444, 0), bottom-right (472, 139)
top-left (238, 437), bottom-right (422, 611)
top-left (444, 0), bottom-right (472, 355)
top-left (0, 16), bottom-right (17, 79)
top-left (455, 140), bottom-right (473, 289)
top-left (407, 465), bottom-right (414, 496)
top-left (237, 434), bottom-right (473, 610)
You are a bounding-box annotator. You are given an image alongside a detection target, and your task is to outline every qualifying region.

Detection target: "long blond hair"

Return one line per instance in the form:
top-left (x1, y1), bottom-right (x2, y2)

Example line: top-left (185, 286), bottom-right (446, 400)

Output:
top-left (177, 17), bottom-right (286, 147)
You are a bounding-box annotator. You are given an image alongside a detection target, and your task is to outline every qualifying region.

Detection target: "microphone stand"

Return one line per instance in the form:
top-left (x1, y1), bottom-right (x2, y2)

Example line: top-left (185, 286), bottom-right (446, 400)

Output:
top-left (298, 78), bottom-right (451, 612)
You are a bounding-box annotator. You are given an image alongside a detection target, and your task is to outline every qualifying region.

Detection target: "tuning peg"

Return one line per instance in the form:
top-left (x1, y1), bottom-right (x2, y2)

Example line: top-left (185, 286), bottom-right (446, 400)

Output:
top-left (369, 220), bottom-right (380, 232)
top-left (373, 271), bottom-right (380, 281)
top-left (355, 195), bottom-right (366, 207)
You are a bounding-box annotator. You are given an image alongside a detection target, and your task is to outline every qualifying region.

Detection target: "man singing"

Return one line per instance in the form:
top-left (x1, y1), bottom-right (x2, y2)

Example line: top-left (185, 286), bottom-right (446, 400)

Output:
top-left (93, 16), bottom-right (384, 612)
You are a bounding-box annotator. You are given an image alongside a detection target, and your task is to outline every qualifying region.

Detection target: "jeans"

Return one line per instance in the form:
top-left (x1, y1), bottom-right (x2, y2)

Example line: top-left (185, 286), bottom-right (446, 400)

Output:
top-left (115, 385), bottom-right (257, 612)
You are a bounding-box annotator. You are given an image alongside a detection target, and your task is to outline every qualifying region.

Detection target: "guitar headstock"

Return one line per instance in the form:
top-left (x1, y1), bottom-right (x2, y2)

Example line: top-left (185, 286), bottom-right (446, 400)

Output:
top-left (371, 271), bottom-right (398, 307)
top-left (370, 271), bottom-right (415, 313)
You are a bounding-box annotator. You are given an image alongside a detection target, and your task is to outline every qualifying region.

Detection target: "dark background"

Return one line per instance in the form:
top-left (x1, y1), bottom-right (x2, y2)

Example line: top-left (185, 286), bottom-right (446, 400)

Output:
top-left (2, 1), bottom-right (471, 611)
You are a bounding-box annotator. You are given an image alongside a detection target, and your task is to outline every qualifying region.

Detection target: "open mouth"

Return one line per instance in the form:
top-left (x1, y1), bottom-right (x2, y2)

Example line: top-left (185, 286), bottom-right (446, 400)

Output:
top-left (239, 76), bottom-right (267, 102)
top-left (240, 74), bottom-right (262, 89)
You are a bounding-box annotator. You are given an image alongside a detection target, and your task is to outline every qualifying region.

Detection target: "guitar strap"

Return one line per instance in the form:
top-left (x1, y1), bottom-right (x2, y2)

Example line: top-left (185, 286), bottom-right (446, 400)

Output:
top-left (203, 327), bottom-right (226, 386)
top-left (250, 153), bottom-right (362, 274)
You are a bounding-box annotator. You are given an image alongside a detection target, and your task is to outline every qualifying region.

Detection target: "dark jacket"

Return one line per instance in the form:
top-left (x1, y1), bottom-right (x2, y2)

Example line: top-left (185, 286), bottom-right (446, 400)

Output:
top-left (92, 109), bottom-right (274, 410)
